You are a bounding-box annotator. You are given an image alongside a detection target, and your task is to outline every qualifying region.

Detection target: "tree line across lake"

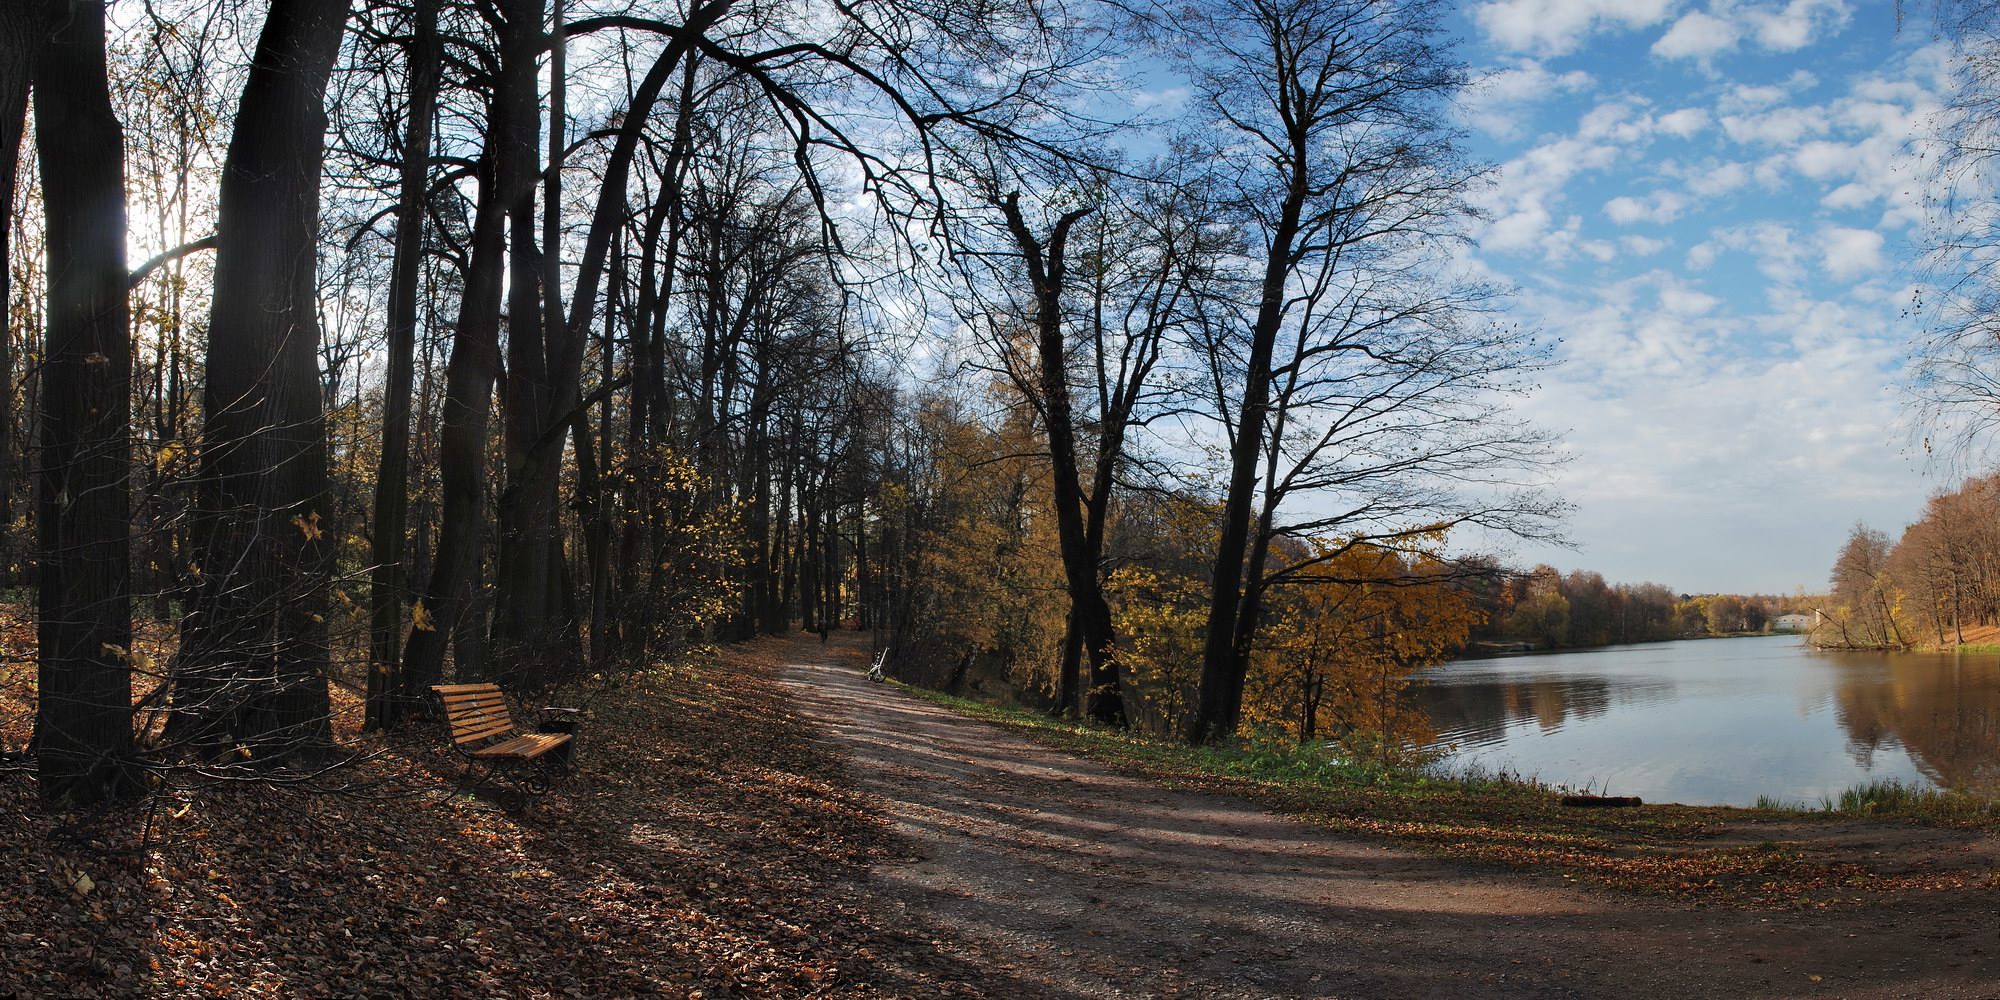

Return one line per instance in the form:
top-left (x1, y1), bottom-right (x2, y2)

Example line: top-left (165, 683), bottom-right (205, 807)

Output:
top-left (1821, 471), bottom-right (2000, 650)
top-left (1458, 564), bottom-right (1814, 652)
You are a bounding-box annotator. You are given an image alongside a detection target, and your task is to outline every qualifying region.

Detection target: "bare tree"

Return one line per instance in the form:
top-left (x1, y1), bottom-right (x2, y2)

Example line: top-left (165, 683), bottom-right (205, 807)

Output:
top-left (366, 0), bottom-right (442, 730)
top-left (1176, 0), bottom-right (1560, 744)
top-left (173, 0), bottom-right (350, 756)
top-left (1912, 1), bottom-right (2000, 463)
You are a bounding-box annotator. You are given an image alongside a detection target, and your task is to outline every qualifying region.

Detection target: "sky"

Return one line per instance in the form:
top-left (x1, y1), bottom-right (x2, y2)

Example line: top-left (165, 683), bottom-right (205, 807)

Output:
top-left (1442, 0), bottom-right (1964, 594)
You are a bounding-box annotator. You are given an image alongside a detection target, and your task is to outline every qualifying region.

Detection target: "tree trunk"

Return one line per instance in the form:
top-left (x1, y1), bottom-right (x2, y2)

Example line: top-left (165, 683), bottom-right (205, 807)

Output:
top-left (996, 196), bottom-right (1123, 726)
top-left (488, 0), bottom-right (560, 687)
top-left (174, 0), bottom-right (348, 755)
top-left (403, 151), bottom-right (506, 691)
top-left (1054, 610), bottom-right (1081, 717)
top-left (32, 0), bottom-right (137, 804)
top-left (1187, 169), bottom-right (1305, 745)
top-left (366, 0), bottom-right (440, 731)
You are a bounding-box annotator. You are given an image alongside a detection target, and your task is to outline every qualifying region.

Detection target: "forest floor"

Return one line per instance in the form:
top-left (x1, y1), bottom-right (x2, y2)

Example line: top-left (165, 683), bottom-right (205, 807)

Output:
top-left (0, 634), bottom-right (990, 999)
top-left (784, 633), bottom-right (2000, 999)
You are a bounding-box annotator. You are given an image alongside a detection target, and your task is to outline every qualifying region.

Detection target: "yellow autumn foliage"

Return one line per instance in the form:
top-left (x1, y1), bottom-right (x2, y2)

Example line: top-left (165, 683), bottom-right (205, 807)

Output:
top-left (1247, 541), bottom-right (1481, 761)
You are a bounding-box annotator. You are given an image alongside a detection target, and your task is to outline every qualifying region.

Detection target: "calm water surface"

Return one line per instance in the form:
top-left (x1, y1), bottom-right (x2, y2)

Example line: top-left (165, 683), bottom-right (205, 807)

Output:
top-left (1415, 635), bottom-right (2000, 806)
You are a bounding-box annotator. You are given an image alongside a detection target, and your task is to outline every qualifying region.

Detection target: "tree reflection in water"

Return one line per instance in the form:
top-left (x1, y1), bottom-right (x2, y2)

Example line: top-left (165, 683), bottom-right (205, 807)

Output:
top-left (1823, 651), bottom-right (2000, 796)
top-left (1413, 639), bottom-right (2000, 803)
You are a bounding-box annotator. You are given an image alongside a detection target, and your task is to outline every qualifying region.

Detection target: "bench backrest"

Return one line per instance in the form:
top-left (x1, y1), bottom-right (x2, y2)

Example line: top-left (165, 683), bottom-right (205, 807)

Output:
top-left (432, 683), bottom-right (518, 746)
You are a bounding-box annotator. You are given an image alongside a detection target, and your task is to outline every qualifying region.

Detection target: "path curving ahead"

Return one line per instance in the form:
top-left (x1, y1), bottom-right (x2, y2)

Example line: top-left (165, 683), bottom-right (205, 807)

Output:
top-left (780, 641), bottom-right (1998, 1000)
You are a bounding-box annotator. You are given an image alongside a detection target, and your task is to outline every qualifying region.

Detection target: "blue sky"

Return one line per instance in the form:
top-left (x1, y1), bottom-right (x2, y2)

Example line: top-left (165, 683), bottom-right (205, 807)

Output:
top-left (1445, 0), bottom-right (1957, 594)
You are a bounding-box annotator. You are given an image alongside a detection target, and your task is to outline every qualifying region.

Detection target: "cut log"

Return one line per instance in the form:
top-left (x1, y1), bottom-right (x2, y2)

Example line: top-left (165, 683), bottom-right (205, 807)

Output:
top-left (1561, 794), bottom-right (1643, 808)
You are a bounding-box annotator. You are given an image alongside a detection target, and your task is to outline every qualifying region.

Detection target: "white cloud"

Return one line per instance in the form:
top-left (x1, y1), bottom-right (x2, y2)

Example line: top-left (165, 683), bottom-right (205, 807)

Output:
top-left (1700, 222), bottom-right (1809, 284)
top-left (1472, 0), bottom-right (1679, 56)
top-left (1722, 83), bottom-right (1791, 112)
top-left (1476, 135), bottom-right (1621, 259)
top-left (1659, 283), bottom-right (1720, 315)
top-left (1494, 272), bottom-right (1921, 592)
top-left (1820, 226), bottom-right (1885, 280)
top-left (1463, 60), bottom-right (1596, 139)
top-left (1719, 106), bottom-right (1829, 146)
top-left (1745, 0), bottom-right (1851, 51)
top-left (1653, 2), bottom-right (1851, 62)
top-left (1605, 190), bottom-right (1689, 224)
top-left (1699, 50), bottom-right (1943, 228)
top-left (1459, 5), bottom-right (1942, 592)
top-left (1578, 98), bottom-right (1661, 142)
top-left (1656, 107), bottom-right (1711, 137)
top-left (1684, 160), bottom-right (1752, 196)
top-left (1653, 11), bottom-right (1738, 60)
top-left (1622, 235), bottom-right (1672, 256)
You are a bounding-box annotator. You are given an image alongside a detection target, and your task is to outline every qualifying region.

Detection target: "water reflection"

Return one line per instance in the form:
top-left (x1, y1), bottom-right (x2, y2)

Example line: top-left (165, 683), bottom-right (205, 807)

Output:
top-left (1817, 650), bottom-right (2000, 795)
top-left (1417, 636), bottom-right (2000, 805)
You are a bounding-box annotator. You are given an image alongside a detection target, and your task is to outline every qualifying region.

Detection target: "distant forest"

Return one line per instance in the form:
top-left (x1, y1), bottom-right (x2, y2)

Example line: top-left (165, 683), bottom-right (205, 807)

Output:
top-left (1457, 562), bottom-right (1813, 652)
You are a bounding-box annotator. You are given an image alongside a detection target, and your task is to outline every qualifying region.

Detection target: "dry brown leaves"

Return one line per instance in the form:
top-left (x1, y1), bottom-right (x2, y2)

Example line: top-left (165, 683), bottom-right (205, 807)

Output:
top-left (0, 633), bottom-right (981, 999)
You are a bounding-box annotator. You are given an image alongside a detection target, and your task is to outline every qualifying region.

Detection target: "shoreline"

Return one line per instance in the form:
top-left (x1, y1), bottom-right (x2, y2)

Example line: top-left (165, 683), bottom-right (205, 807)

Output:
top-left (1456, 630), bottom-right (1795, 659)
top-left (897, 680), bottom-right (1998, 908)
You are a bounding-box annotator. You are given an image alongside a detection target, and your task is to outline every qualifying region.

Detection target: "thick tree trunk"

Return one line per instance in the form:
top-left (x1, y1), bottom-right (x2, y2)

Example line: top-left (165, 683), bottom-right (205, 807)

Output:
top-left (366, 0), bottom-right (440, 731)
top-left (569, 411), bottom-right (611, 669)
top-left (1187, 174), bottom-right (1305, 746)
top-left (489, 0), bottom-right (561, 687)
top-left (174, 0), bottom-right (347, 755)
top-left (799, 480), bottom-right (820, 631)
top-left (32, 0), bottom-right (137, 804)
top-left (403, 153), bottom-right (506, 690)
top-left (997, 196), bottom-right (1123, 726)
top-left (825, 502), bottom-right (841, 628)
top-left (1054, 612), bottom-right (1082, 717)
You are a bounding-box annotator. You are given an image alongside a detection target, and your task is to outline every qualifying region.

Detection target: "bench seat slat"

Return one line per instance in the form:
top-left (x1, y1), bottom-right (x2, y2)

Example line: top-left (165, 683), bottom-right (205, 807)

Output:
top-left (450, 709), bottom-right (514, 729)
top-left (471, 732), bottom-right (571, 760)
top-left (453, 720), bottom-right (515, 744)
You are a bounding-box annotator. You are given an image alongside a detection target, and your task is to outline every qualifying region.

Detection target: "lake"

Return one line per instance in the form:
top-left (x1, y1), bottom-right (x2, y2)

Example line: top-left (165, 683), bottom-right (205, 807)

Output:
top-left (1414, 634), bottom-right (2000, 807)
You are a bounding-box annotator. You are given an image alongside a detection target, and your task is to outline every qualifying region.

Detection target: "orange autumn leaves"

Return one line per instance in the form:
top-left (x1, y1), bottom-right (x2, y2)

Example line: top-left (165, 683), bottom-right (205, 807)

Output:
top-left (1109, 541), bottom-right (1479, 756)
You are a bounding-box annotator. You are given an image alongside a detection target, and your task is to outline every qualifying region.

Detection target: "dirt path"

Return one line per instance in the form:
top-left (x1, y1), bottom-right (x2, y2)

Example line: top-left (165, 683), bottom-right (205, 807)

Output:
top-left (780, 639), bottom-right (1999, 1000)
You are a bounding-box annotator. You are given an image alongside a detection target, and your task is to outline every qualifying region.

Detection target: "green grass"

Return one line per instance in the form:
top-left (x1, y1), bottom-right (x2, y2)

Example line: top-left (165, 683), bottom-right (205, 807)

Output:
top-left (1832, 779), bottom-right (1996, 822)
top-left (1756, 781), bottom-right (1995, 822)
top-left (892, 681), bottom-right (1641, 826)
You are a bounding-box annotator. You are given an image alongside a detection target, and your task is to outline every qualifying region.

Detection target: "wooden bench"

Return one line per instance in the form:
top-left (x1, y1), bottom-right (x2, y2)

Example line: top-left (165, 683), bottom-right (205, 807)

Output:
top-left (432, 682), bottom-right (576, 805)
